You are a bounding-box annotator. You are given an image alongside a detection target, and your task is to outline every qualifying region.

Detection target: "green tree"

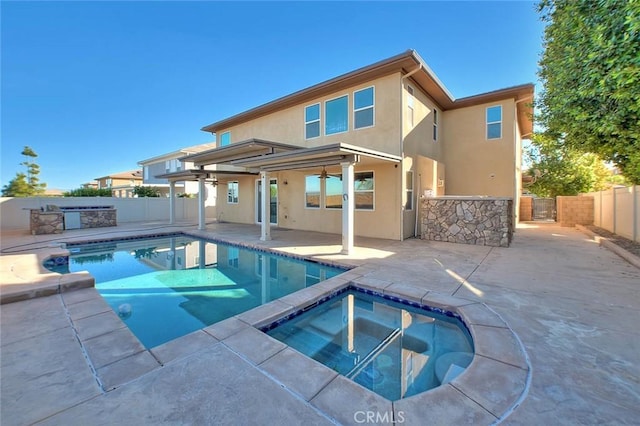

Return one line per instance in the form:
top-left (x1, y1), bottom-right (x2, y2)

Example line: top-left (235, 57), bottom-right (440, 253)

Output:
top-left (537, 0), bottom-right (640, 184)
top-left (2, 146), bottom-right (47, 196)
top-left (64, 187), bottom-right (113, 197)
top-left (132, 186), bottom-right (161, 197)
top-left (525, 133), bottom-right (622, 197)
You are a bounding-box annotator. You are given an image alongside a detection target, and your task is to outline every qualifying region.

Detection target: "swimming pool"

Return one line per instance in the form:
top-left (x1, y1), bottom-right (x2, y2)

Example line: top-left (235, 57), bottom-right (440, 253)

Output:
top-left (263, 287), bottom-right (474, 401)
top-left (49, 234), bottom-right (346, 348)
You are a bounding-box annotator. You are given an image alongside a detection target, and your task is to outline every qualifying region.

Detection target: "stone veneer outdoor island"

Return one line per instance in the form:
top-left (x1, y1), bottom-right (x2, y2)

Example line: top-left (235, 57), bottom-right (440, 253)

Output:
top-left (29, 206), bottom-right (117, 235)
top-left (421, 196), bottom-right (513, 247)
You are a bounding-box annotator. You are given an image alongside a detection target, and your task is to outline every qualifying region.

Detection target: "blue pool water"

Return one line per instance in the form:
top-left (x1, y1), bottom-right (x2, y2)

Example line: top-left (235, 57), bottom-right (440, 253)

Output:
top-left (263, 288), bottom-right (474, 401)
top-left (51, 234), bottom-right (346, 348)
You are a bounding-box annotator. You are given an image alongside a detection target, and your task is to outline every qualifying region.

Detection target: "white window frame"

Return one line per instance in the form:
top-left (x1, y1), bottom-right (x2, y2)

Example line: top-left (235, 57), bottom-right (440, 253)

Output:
top-left (304, 103), bottom-right (321, 140)
top-left (227, 181), bottom-right (239, 204)
top-left (304, 174), bottom-right (321, 209)
top-left (353, 86), bottom-right (375, 130)
top-left (324, 94), bottom-right (349, 136)
top-left (405, 170), bottom-right (414, 211)
top-left (486, 105), bottom-right (502, 140)
top-left (324, 175), bottom-right (343, 209)
top-left (219, 131), bottom-right (231, 147)
top-left (354, 170), bottom-right (375, 211)
top-left (433, 109), bottom-right (438, 141)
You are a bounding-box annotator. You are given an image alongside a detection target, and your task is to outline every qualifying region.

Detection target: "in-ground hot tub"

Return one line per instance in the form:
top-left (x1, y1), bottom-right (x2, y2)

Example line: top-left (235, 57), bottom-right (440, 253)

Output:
top-left (262, 288), bottom-right (474, 401)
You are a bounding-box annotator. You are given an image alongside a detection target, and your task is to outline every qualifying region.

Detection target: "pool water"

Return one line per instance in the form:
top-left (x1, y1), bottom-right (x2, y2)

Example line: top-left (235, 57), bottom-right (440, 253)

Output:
top-left (53, 234), bottom-right (345, 348)
top-left (264, 289), bottom-right (474, 401)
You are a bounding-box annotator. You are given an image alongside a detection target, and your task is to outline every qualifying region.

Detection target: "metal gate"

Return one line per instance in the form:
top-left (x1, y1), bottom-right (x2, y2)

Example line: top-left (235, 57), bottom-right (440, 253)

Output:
top-left (532, 197), bottom-right (556, 221)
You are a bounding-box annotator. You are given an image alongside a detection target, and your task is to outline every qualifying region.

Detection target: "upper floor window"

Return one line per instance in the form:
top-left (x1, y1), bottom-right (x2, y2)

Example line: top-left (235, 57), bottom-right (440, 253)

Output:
top-left (220, 131), bottom-right (231, 147)
top-left (325, 95), bottom-right (348, 135)
top-left (354, 87), bottom-right (374, 129)
top-left (486, 106), bottom-right (502, 139)
top-left (305, 104), bottom-right (320, 139)
top-left (355, 171), bottom-right (374, 210)
top-left (144, 166), bottom-right (149, 180)
top-left (227, 181), bottom-right (239, 204)
top-left (433, 109), bottom-right (438, 141)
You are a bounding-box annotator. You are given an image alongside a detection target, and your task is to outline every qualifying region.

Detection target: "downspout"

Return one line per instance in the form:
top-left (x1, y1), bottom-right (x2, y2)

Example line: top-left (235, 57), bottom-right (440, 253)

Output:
top-left (400, 64), bottom-right (422, 240)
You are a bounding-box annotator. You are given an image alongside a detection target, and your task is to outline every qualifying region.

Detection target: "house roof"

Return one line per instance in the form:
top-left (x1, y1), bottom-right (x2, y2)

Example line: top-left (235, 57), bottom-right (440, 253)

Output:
top-left (138, 142), bottom-right (217, 165)
top-left (95, 169), bottom-right (142, 180)
top-left (201, 49), bottom-right (534, 138)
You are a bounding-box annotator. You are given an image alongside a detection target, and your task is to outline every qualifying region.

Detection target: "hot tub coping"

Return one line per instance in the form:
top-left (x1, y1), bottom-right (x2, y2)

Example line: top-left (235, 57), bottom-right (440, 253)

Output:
top-left (235, 278), bottom-right (530, 424)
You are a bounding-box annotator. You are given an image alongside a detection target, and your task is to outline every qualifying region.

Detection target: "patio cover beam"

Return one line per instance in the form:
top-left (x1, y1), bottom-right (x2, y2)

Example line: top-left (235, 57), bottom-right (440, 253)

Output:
top-left (179, 139), bottom-right (301, 167)
top-left (230, 142), bottom-right (401, 170)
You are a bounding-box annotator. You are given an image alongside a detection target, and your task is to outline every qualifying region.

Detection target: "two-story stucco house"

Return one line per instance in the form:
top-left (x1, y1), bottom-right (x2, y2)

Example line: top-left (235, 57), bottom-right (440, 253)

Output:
top-left (138, 143), bottom-right (216, 197)
top-left (164, 50), bottom-right (533, 254)
top-left (94, 169), bottom-right (143, 198)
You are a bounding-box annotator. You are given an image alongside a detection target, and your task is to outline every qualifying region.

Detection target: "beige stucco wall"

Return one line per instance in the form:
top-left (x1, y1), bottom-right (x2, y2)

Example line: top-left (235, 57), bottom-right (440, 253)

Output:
top-left (210, 72), bottom-right (404, 240)
top-left (402, 79), bottom-right (442, 161)
top-left (214, 163), bottom-right (401, 240)
top-left (441, 99), bottom-right (518, 199)
top-left (400, 79), bottom-right (447, 239)
top-left (215, 73), bottom-right (403, 156)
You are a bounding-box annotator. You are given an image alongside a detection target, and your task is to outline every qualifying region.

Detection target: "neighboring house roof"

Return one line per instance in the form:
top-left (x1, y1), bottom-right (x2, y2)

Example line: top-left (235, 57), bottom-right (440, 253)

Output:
top-left (138, 143), bottom-right (217, 165)
top-left (43, 188), bottom-right (65, 196)
top-left (201, 49), bottom-right (534, 138)
top-left (95, 170), bottom-right (143, 180)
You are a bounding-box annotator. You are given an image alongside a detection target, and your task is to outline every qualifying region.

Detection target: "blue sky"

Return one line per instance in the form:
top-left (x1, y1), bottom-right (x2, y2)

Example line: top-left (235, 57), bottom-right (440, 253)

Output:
top-left (1, 1), bottom-right (545, 191)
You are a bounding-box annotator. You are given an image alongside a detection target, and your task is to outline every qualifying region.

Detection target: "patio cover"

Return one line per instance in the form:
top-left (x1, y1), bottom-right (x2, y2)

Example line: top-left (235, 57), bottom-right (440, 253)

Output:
top-left (165, 138), bottom-right (401, 254)
top-left (230, 142), bottom-right (401, 171)
top-left (179, 138), bottom-right (301, 167)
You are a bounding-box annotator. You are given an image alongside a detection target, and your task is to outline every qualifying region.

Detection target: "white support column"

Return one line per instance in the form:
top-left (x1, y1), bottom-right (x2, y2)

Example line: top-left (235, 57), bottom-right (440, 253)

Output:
top-left (198, 176), bottom-right (206, 231)
top-left (341, 161), bottom-right (355, 255)
top-left (169, 181), bottom-right (176, 224)
top-left (260, 171), bottom-right (271, 241)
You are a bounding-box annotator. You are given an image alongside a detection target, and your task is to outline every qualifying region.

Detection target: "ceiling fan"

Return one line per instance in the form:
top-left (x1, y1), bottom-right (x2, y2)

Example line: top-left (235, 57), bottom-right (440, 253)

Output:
top-left (318, 166), bottom-right (342, 180)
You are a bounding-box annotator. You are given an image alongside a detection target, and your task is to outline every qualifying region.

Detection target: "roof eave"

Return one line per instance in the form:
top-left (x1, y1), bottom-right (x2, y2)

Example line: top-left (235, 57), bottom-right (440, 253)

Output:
top-left (201, 50), bottom-right (449, 133)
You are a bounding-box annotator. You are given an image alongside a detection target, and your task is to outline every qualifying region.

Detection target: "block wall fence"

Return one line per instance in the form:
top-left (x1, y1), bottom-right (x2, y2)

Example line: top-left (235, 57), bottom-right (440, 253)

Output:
top-left (0, 197), bottom-right (214, 231)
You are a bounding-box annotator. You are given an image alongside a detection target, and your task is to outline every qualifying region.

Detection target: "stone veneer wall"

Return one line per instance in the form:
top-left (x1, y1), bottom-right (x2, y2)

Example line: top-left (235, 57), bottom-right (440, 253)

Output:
top-left (556, 196), bottom-right (594, 227)
top-left (421, 197), bottom-right (513, 247)
top-left (80, 209), bottom-right (117, 228)
top-left (29, 208), bottom-right (117, 234)
top-left (30, 210), bottom-right (64, 235)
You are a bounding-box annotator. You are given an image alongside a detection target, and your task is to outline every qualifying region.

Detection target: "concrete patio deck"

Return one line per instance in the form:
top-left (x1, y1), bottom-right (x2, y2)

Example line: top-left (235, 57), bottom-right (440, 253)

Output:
top-left (1, 221), bottom-right (639, 425)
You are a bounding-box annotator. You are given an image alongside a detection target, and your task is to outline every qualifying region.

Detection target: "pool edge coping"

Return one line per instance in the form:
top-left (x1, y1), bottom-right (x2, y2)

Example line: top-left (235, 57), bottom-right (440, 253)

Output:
top-left (3, 230), bottom-right (531, 424)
